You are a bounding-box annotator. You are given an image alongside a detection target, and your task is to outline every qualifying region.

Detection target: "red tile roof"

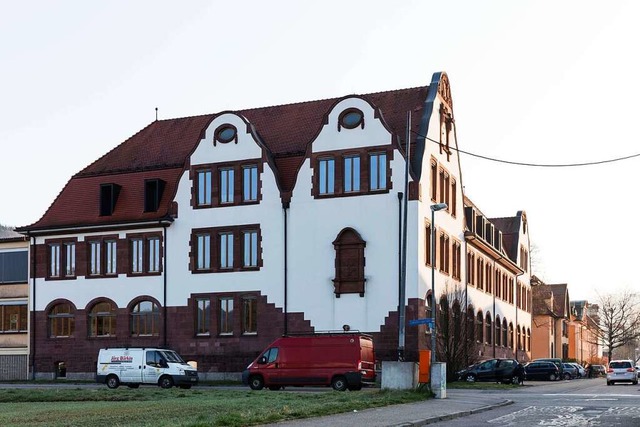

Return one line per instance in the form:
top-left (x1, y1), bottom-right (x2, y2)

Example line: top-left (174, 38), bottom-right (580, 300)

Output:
top-left (22, 86), bottom-right (431, 232)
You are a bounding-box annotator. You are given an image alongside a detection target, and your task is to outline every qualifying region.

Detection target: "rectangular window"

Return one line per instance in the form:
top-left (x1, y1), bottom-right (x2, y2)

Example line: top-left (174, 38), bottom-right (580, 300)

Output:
top-left (344, 155), bottom-right (360, 192)
top-left (0, 305), bottom-right (28, 332)
top-left (220, 233), bottom-right (234, 269)
top-left (425, 223), bottom-right (432, 266)
top-left (430, 159), bottom-right (437, 201)
top-left (243, 231), bottom-right (258, 268)
top-left (242, 297), bottom-right (257, 334)
top-left (89, 241), bottom-right (101, 276)
top-left (220, 168), bottom-right (234, 204)
top-left (148, 237), bottom-right (160, 273)
top-left (319, 158), bottom-right (335, 195)
top-left (243, 165), bottom-right (258, 202)
top-left (131, 239), bottom-right (144, 274)
top-left (197, 170), bottom-right (212, 206)
top-left (369, 152), bottom-right (387, 191)
top-left (64, 243), bottom-right (75, 277)
top-left (50, 244), bottom-right (61, 277)
top-left (196, 234), bottom-right (211, 270)
top-left (196, 298), bottom-right (210, 335)
top-left (219, 297), bottom-right (233, 335)
top-left (451, 179), bottom-right (457, 216)
top-left (0, 251), bottom-right (28, 283)
top-left (105, 240), bottom-right (117, 275)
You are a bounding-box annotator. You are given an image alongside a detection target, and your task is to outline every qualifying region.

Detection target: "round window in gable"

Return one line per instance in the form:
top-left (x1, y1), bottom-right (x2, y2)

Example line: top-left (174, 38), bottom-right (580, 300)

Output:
top-left (215, 124), bottom-right (237, 144)
top-left (339, 108), bottom-right (364, 129)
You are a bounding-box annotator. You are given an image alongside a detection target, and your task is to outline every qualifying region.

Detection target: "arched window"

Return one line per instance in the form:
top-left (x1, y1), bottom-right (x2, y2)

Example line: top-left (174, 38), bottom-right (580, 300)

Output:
top-left (466, 307), bottom-right (475, 342)
top-left (426, 293), bottom-right (433, 321)
top-left (88, 301), bottom-right (117, 337)
top-left (332, 228), bottom-right (366, 297)
top-left (495, 315), bottom-right (501, 347)
top-left (131, 300), bottom-right (160, 336)
top-left (476, 311), bottom-right (483, 343)
top-left (49, 302), bottom-right (75, 338)
top-left (502, 318), bottom-right (508, 347)
top-left (508, 322), bottom-right (514, 349)
top-left (485, 312), bottom-right (492, 345)
top-left (452, 301), bottom-right (462, 342)
top-left (517, 325), bottom-right (522, 350)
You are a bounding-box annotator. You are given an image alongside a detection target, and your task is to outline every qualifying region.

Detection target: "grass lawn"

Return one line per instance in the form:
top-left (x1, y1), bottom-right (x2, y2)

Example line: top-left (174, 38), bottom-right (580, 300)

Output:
top-left (0, 387), bottom-right (431, 426)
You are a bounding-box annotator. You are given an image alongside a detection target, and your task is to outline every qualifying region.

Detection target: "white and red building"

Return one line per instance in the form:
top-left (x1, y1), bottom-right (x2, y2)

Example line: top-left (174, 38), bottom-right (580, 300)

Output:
top-left (19, 72), bottom-right (531, 379)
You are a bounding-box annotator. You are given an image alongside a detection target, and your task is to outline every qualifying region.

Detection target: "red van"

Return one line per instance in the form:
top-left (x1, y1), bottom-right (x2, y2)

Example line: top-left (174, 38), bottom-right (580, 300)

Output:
top-left (242, 333), bottom-right (376, 391)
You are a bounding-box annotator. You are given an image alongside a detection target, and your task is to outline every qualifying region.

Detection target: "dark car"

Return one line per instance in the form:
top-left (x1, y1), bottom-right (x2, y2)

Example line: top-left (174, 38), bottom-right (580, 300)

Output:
top-left (457, 358), bottom-right (521, 384)
top-left (562, 363), bottom-right (578, 380)
top-left (524, 361), bottom-right (560, 381)
top-left (591, 364), bottom-right (606, 378)
top-left (532, 358), bottom-right (564, 378)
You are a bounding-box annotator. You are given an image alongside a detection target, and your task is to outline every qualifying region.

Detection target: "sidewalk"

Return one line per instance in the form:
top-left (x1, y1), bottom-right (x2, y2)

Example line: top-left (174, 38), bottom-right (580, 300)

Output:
top-left (262, 389), bottom-right (513, 427)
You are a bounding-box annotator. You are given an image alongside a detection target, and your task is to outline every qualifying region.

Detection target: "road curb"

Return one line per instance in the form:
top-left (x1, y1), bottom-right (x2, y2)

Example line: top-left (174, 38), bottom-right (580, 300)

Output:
top-left (392, 399), bottom-right (514, 426)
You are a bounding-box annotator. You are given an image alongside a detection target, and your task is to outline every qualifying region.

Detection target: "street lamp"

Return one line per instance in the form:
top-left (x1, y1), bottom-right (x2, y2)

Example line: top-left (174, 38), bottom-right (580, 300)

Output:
top-left (430, 202), bottom-right (448, 369)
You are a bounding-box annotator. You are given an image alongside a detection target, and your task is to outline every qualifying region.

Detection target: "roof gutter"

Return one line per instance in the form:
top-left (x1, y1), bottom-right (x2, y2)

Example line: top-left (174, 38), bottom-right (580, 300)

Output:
top-left (19, 218), bottom-right (175, 236)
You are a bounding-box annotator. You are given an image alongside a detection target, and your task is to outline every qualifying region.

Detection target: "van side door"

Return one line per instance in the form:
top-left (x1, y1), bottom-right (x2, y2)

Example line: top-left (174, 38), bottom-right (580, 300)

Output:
top-left (143, 350), bottom-right (166, 384)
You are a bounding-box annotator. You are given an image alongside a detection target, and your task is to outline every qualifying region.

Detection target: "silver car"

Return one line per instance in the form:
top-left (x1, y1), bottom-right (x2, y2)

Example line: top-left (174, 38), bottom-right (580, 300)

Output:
top-left (606, 360), bottom-right (638, 385)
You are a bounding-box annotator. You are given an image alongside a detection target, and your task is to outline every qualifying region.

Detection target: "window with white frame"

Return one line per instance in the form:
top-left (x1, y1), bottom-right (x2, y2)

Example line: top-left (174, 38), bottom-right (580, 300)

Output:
top-left (220, 168), bottom-right (234, 204)
top-left (220, 232), bottom-right (234, 269)
top-left (243, 231), bottom-right (258, 268)
top-left (219, 297), bottom-right (233, 335)
top-left (343, 155), bottom-right (360, 192)
top-left (243, 165), bottom-right (258, 202)
top-left (369, 152), bottom-right (387, 191)
top-left (318, 157), bottom-right (335, 195)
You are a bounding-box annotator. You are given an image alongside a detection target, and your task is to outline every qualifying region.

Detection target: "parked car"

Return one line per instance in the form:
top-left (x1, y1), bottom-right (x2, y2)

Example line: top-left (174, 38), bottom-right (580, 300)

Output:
top-left (457, 358), bottom-right (522, 384)
top-left (562, 363), bottom-right (578, 379)
top-left (524, 361), bottom-right (560, 381)
top-left (242, 333), bottom-right (376, 391)
top-left (606, 360), bottom-right (638, 385)
top-left (569, 363), bottom-right (586, 378)
top-left (590, 364), bottom-right (606, 378)
top-left (532, 358), bottom-right (564, 378)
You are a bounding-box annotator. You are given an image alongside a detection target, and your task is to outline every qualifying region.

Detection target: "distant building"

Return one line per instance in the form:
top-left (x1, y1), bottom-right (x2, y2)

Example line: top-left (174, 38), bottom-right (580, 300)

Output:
top-left (0, 227), bottom-right (29, 379)
top-left (530, 278), bottom-right (570, 359)
top-left (18, 72), bottom-right (532, 379)
top-left (568, 300), bottom-right (600, 364)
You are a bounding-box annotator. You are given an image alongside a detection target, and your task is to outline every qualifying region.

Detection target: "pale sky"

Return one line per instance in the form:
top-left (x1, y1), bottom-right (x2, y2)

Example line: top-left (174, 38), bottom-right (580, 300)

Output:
top-left (1, 1), bottom-right (638, 302)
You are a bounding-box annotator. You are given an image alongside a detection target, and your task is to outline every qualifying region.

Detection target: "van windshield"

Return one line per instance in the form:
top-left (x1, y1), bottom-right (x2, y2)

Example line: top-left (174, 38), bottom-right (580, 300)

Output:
top-left (160, 350), bottom-right (186, 363)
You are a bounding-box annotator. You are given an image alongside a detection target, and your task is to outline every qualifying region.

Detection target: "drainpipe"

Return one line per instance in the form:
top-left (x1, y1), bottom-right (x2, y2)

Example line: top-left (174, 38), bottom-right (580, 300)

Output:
top-left (283, 201), bottom-right (290, 336)
top-left (30, 235), bottom-right (36, 380)
top-left (397, 191), bottom-right (403, 318)
top-left (163, 225), bottom-right (168, 348)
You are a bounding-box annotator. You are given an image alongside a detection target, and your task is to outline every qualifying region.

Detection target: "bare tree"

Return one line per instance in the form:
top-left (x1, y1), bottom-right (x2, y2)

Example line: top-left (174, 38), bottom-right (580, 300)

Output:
top-left (592, 289), bottom-right (640, 360)
top-left (434, 284), bottom-right (479, 381)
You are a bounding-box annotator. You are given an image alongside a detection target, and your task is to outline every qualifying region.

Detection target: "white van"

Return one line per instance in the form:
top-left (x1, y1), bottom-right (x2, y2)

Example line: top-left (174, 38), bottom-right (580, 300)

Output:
top-left (96, 348), bottom-right (198, 389)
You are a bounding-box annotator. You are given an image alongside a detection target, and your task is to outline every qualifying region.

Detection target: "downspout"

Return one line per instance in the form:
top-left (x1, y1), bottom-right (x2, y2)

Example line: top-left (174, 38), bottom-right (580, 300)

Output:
top-left (283, 201), bottom-right (290, 336)
top-left (397, 191), bottom-right (403, 320)
top-left (163, 224), bottom-right (168, 348)
top-left (30, 235), bottom-right (36, 380)
top-left (463, 239), bottom-right (468, 365)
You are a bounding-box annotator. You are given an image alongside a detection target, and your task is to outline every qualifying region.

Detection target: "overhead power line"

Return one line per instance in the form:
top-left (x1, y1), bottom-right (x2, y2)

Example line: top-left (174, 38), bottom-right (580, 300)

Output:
top-left (414, 131), bottom-right (640, 167)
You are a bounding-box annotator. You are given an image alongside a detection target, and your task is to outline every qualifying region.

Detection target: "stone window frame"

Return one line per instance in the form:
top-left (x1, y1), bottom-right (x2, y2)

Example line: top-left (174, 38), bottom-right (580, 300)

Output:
top-left (189, 225), bottom-right (262, 274)
top-left (45, 238), bottom-right (77, 281)
top-left (190, 159), bottom-right (263, 209)
top-left (332, 227), bottom-right (366, 297)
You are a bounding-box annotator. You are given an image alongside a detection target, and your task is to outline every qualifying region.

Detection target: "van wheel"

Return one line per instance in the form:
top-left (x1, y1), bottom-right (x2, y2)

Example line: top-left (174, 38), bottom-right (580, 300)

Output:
top-left (159, 376), bottom-right (174, 389)
top-left (549, 374), bottom-right (557, 381)
top-left (331, 376), bottom-right (348, 391)
top-left (464, 374), bottom-right (477, 383)
top-left (106, 375), bottom-right (120, 389)
top-left (249, 376), bottom-right (264, 390)
top-left (127, 384), bottom-right (140, 389)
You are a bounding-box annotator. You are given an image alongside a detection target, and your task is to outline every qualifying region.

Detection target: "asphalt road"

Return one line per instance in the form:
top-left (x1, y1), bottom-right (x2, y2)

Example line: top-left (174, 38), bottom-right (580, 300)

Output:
top-left (438, 378), bottom-right (640, 426)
